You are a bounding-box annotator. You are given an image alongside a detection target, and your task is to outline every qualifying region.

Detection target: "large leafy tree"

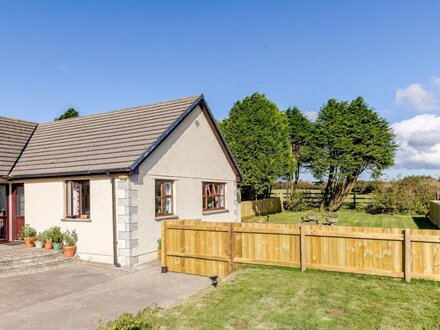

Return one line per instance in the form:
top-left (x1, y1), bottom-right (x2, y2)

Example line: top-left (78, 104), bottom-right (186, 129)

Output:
top-left (306, 97), bottom-right (396, 211)
top-left (55, 107), bottom-right (79, 121)
top-left (220, 93), bottom-right (295, 200)
top-left (285, 106), bottom-right (313, 184)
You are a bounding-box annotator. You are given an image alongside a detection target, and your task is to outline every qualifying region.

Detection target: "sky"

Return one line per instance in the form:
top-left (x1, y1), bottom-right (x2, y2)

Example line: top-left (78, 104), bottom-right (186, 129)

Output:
top-left (1, 1), bottom-right (440, 180)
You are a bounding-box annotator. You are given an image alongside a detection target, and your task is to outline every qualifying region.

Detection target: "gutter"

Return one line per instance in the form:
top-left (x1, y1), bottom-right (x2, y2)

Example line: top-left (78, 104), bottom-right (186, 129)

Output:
top-left (109, 174), bottom-right (121, 267)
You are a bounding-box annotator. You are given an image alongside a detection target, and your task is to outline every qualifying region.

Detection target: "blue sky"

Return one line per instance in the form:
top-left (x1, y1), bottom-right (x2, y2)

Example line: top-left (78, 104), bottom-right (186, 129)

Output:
top-left (1, 1), bottom-right (440, 179)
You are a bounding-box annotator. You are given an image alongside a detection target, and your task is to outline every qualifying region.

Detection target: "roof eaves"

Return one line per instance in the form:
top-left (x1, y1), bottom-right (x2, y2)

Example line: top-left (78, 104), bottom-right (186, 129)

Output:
top-left (8, 167), bottom-right (132, 180)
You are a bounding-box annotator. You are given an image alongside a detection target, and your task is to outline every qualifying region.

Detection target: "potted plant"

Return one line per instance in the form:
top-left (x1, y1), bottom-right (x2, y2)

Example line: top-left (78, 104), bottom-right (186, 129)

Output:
top-left (18, 225), bottom-right (37, 248)
top-left (62, 229), bottom-right (78, 258)
top-left (327, 212), bottom-right (339, 225)
top-left (43, 229), bottom-right (53, 249)
top-left (157, 239), bottom-right (161, 260)
top-left (305, 211), bottom-right (318, 223)
top-left (35, 232), bottom-right (45, 249)
top-left (50, 226), bottom-right (63, 250)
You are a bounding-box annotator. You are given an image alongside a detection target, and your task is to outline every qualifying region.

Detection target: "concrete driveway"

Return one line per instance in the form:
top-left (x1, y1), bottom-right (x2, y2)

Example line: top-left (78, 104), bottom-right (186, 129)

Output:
top-left (0, 261), bottom-right (209, 329)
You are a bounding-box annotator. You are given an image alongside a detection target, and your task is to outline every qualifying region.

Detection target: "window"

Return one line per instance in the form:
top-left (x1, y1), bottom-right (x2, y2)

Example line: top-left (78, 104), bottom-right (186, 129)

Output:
top-left (16, 185), bottom-right (25, 216)
top-left (203, 182), bottom-right (225, 211)
top-left (66, 180), bottom-right (90, 219)
top-left (155, 180), bottom-right (173, 216)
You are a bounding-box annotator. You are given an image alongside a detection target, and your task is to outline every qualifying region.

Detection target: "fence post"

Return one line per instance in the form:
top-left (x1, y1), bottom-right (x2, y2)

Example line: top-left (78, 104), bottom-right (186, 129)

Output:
top-left (300, 225), bottom-right (306, 272)
top-left (161, 220), bottom-right (168, 273)
top-left (228, 222), bottom-right (235, 274)
top-left (353, 193), bottom-right (357, 209)
top-left (404, 228), bottom-right (411, 282)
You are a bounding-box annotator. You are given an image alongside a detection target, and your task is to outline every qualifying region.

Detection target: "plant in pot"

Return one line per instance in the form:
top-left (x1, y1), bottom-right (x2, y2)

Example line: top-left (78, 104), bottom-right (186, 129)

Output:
top-left (50, 226), bottom-right (63, 250)
top-left (305, 211), bottom-right (318, 223)
top-left (327, 212), bottom-right (339, 225)
top-left (18, 225), bottom-right (37, 248)
top-left (62, 229), bottom-right (78, 258)
top-left (43, 229), bottom-right (53, 249)
top-left (35, 232), bottom-right (45, 249)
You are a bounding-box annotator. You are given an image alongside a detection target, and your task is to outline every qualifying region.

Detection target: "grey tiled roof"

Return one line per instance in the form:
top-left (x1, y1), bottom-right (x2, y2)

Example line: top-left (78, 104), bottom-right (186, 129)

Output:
top-left (0, 116), bottom-right (37, 178)
top-left (8, 95), bottom-right (201, 178)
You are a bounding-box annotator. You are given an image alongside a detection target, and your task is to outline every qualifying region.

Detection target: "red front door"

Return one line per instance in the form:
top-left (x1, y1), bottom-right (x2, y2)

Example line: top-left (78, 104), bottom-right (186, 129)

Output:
top-left (0, 185), bottom-right (8, 242)
top-left (12, 184), bottom-right (25, 241)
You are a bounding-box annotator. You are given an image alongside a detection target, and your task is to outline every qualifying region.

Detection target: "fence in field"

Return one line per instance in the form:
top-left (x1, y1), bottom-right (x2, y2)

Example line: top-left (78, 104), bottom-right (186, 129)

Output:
top-left (161, 220), bottom-right (440, 282)
top-left (240, 198), bottom-right (282, 219)
top-left (271, 189), bottom-right (376, 209)
top-left (429, 201), bottom-right (440, 228)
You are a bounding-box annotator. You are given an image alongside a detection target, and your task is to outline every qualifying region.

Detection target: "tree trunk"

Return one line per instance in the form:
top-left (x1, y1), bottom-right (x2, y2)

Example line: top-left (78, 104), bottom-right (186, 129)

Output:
top-left (328, 178), bottom-right (357, 211)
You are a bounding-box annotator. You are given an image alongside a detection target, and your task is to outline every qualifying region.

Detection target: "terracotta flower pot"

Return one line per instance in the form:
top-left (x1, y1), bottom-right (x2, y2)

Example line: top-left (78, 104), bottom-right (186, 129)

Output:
top-left (23, 237), bottom-right (36, 248)
top-left (44, 240), bottom-right (53, 250)
top-left (63, 245), bottom-right (76, 258)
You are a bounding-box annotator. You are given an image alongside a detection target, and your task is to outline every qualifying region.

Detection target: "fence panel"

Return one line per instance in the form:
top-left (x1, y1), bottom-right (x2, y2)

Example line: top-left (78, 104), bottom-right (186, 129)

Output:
top-left (240, 198), bottom-right (282, 218)
top-left (161, 220), bottom-right (440, 281)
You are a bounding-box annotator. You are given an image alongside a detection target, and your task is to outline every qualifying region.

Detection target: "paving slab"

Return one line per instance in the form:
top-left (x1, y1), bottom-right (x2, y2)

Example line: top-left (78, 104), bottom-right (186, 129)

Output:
top-left (0, 261), bottom-right (209, 330)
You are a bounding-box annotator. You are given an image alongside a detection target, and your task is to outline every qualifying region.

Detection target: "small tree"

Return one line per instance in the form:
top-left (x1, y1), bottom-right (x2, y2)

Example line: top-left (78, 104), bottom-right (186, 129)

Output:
top-left (220, 93), bottom-right (295, 200)
top-left (55, 107), bottom-right (79, 121)
top-left (285, 106), bottom-right (313, 186)
top-left (305, 97), bottom-right (396, 211)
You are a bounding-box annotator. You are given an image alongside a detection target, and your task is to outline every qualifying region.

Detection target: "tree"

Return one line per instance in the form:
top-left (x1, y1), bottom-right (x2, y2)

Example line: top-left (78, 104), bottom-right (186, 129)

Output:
top-left (220, 93), bottom-right (295, 200)
top-left (285, 106), bottom-right (313, 185)
top-left (305, 97), bottom-right (396, 211)
top-left (55, 108), bottom-right (79, 121)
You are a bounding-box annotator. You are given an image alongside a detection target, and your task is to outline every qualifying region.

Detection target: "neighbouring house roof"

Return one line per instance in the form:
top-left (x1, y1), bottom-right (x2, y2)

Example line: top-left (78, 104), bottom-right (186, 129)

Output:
top-left (2, 95), bottom-right (242, 181)
top-left (0, 116), bottom-right (37, 178)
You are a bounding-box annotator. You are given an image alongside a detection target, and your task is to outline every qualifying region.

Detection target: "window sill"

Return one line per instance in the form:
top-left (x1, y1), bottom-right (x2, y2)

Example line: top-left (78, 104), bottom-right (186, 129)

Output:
top-left (155, 215), bottom-right (179, 221)
top-left (202, 209), bottom-right (229, 215)
top-left (61, 218), bottom-right (92, 223)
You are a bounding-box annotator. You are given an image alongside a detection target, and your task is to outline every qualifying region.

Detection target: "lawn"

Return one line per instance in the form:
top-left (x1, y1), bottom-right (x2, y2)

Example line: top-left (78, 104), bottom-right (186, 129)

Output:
top-left (244, 209), bottom-right (437, 229)
top-left (118, 266), bottom-right (440, 329)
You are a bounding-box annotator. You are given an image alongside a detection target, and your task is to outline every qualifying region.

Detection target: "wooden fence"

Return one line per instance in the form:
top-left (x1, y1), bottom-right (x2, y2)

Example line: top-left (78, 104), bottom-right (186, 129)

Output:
top-left (429, 201), bottom-right (440, 228)
top-left (271, 189), bottom-right (375, 209)
top-left (241, 198), bottom-right (282, 218)
top-left (161, 220), bottom-right (440, 282)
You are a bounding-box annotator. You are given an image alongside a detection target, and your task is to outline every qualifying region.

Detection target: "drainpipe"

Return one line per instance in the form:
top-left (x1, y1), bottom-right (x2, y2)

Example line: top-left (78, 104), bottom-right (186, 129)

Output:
top-left (109, 173), bottom-right (121, 268)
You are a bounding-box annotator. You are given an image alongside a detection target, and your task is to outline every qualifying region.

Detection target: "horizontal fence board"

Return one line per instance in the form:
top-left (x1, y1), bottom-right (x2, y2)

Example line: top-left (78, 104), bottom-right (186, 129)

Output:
top-left (162, 220), bottom-right (440, 282)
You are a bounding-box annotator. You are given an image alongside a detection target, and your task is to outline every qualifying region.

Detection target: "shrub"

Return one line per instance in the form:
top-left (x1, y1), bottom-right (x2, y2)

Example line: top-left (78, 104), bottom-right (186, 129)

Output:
top-left (36, 232), bottom-right (45, 242)
top-left (100, 305), bottom-right (160, 330)
top-left (367, 176), bottom-right (440, 215)
top-left (18, 225), bottom-right (37, 239)
top-left (63, 229), bottom-right (78, 246)
top-left (48, 226), bottom-right (64, 244)
top-left (284, 190), bottom-right (320, 211)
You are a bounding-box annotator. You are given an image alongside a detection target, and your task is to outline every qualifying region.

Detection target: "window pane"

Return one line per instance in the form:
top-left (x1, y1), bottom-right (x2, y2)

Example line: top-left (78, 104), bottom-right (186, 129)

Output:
top-left (16, 186), bottom-right (25, 216)
top-left (0, 185), bottom-right (6, 214)
top-left (164, 198), bottom-right (172, 214)
top-left (81, 181), bottom-right (90, 216)
top-left (220, 184), bottom-right (224, 195)
top-left (72, 181), bottom-right (81, 217)
top-left (220, 196), bottom-right (225, 208)
top-left (155, 182), bottom-right (161, 197)
top-left (164, 182), bottom-right (172, 195)
top-left (155, 197), bottom-right (161, 214)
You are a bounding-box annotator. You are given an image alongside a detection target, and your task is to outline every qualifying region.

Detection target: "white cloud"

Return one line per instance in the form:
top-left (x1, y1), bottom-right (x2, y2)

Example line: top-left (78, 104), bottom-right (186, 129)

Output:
top-left (395, 77), bottom-right (440, 111)
top-left (304, 111), bottom-right (318, 121)
top-left (392, 114), bottom-right (440, 169)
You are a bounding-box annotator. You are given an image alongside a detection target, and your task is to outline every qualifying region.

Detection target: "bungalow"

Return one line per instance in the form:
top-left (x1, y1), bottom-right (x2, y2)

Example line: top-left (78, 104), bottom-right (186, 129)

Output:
top-left (0, 95), bottom-right (242, 266)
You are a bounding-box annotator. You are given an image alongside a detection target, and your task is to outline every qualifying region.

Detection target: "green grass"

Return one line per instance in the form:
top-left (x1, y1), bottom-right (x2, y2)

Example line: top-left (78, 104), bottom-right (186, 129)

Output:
top-left (244, 209), bottom-right (437, 229)
top-left (156, 266), bottom-right (440, 329)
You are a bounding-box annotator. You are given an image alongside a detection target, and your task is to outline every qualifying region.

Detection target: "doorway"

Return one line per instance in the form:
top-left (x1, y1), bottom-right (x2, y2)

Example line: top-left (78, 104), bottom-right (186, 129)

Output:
top-left (12, 184), bottom-right (25, 241)
top-left (0, 184), bottom-right (8, 242)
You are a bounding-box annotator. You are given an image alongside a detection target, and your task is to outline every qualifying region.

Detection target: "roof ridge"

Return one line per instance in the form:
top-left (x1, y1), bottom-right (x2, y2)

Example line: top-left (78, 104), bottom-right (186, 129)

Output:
top-left (0, 115), bottom-right (37, 125)
top-left (40, 95), bottom-right (201, 125)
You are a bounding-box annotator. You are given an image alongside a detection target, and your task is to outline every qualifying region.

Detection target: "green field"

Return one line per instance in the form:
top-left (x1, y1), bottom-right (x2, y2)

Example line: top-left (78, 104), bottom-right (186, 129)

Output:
top-left (244, 209), bottom-right (437, 229)
top-left (106, 266), bottom-right (440, 329)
